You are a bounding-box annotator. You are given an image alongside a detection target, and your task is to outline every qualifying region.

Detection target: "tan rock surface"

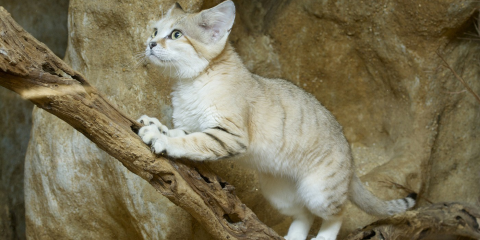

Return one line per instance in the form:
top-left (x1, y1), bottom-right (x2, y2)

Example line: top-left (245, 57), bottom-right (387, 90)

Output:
top-left (231, 0), bottom-right (480, 236)
top-left (1, 0), bottom-right (479, 239)
top-left (25, 1), bottom-right (195, 239)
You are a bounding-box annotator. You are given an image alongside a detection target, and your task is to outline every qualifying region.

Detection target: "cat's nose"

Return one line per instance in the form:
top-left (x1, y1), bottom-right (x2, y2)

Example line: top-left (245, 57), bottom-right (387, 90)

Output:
top-left (149, 42), bottom-right (157, 49)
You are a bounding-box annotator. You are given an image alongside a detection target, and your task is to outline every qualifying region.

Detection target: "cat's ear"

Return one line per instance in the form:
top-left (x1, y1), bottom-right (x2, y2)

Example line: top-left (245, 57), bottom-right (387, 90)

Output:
top-left (167, 2), bottom-right (185, 15)
top-left (197, 0), bottom-right (235, 43)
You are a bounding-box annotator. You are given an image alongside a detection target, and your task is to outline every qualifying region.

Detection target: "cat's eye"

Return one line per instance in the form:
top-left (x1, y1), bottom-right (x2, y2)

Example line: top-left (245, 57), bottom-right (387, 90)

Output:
top-left (169, 30), bottom-right (183, 40)
top-left (151, 29), bottom-right (158, 38)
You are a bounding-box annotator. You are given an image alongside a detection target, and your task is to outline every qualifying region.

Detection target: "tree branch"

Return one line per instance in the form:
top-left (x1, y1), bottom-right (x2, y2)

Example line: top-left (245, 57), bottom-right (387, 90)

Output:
top-left (0, 7), bottom-right (282, 240)
top-left (344, 202), bottom-right (480, 240)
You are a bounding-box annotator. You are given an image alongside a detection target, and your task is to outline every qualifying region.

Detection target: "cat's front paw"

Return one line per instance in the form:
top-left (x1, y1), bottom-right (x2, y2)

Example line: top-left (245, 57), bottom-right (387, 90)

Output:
top-left (137, 115), bottom-right (169, 135)
top-left (138, 125), bottom-right (168, 154)
top-left (138, 124), bottom-right (161, 144)
top-left (151, 136), bottom-right (167, 154)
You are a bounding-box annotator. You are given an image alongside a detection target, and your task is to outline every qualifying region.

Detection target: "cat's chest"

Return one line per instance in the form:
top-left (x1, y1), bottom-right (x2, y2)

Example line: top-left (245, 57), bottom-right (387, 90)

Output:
top-left (170, 84), bottom-right (217, 131)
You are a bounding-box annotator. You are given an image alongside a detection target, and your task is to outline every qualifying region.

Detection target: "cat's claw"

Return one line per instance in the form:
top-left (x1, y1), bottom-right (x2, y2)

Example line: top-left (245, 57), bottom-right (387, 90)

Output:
top-left (150, 142), bottom-right (156, 154)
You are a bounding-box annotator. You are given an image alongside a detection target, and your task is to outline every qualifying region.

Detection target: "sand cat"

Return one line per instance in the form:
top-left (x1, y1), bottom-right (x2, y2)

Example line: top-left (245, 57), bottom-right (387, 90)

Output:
top-left (137, 1), bottom-right (416, 239)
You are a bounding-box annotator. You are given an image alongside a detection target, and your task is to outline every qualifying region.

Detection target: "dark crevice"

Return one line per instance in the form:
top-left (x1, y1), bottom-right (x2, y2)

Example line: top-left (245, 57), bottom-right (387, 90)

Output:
top-left (223, 212), bottom-right (242, 224)
top-left (453, 9), bottom-right (480, 41)
top-left (41, 62), bottom-right (57, 76)
top-left (71, 74), bottom-right (90, 86)
top-left (419, 228), bottom-right (431, 238)
top-left (461, 209), bottom-right (479, 229)
top-left (131, 124), bottom-right (140, 134)
top-left (362, 230), bottom-right (376, 239)
top-left (198, 170), bottom-right (212, 184)
top-left (151, 176), bottom-right (167, 189)
top-left (163, 175), bottom-right (172, 185)
top-left (216, 176), bottom-right (229, 189)
top-left (219, 180), bottom-right (227, 189)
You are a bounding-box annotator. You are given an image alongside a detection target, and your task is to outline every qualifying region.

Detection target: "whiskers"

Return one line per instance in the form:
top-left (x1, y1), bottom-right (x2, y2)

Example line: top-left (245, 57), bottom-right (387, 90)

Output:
top-left (131, 50), bottom-right (148, 69)
top-left (166, 60), bottom-right (182, 78)
top-left (157, 54), bottom-right (210, 79)
top-left (128, 48), bottom-right (209, 80)
top-left (133, 49), bottom-right (179, 77)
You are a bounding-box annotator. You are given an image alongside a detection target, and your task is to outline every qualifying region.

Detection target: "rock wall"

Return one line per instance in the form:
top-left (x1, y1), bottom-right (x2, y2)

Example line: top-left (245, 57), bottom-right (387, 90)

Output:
top-left (25, 1), bottom-right (198, 239)
top-left (5, 0), bottom-right (480, 239)
top-left (0, 1), bottom-right (69, 239)
top-left (229, 0), bottom-right (480, 236)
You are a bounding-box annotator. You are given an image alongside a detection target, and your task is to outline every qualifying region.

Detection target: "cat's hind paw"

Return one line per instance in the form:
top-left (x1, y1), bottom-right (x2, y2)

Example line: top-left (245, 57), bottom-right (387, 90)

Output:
top-left (284, 235), bottom-right (306, 240)
top-left (311, 236), bottom-right (331, 240)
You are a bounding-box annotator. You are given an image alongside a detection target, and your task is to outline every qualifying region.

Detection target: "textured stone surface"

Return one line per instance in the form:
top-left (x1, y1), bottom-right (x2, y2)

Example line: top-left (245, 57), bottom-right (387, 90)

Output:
top-left (25, 1), bottom-right (195, 239)
top-left (230, 0), bottom-right (480, 237)
top-left (2, 0), bottom-right (479, 239)
top-left (0, 1), bottom-right (69, 239)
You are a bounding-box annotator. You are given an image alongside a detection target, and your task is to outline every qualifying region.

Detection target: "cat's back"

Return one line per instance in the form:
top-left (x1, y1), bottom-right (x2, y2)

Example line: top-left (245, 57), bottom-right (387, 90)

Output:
top-left (252, 74), bottom-right (343, 137)
top-left (244, 74), bottom-right (351, 173)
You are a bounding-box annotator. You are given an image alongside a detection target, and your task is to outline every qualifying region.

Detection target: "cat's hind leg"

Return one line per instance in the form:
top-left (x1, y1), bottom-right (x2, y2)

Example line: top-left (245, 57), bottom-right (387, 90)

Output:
top-left (297, 167), bottom-right (350, 240)
top-left (259, 173), bottom-right (314, 240)
top-left (285, 210), bottom-right (315, 240)
top-left (312, 214), bottom-right (342, 240)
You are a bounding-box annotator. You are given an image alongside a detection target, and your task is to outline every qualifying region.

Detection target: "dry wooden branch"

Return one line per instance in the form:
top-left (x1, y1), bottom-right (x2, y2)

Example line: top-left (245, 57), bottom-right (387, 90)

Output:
top-left (344, 202), bottom-right (480, 240)
top-left (0, 7), bottom-right (282, 240)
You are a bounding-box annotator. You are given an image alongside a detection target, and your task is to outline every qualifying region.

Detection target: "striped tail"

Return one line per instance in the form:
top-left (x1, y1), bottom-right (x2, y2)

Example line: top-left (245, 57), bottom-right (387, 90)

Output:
top-left (348, 174), bottom-right (417, 216)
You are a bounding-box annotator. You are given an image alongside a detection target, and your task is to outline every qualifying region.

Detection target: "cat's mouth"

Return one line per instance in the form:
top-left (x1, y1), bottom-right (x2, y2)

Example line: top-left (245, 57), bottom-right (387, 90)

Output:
top-left (147, 53), bottom-right (173, 63)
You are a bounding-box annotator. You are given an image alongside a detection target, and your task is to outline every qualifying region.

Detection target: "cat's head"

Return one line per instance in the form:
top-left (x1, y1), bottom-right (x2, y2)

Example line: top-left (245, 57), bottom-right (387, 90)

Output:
top-left (145, 1), bottom-right (235, 79)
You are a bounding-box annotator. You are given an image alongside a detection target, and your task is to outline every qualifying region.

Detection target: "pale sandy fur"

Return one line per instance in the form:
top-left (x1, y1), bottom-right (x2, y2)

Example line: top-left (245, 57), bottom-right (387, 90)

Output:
top-left (137, 2), bottom-right (416, 240)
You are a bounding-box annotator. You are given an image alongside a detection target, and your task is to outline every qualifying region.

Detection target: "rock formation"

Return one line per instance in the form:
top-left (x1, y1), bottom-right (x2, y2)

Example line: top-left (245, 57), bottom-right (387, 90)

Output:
top-left (1, 0), bottom-right (479, 239)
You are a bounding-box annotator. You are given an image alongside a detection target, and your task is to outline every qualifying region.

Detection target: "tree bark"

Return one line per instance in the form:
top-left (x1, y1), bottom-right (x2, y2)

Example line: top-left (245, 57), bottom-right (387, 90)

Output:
top-left (344, 202), bottom-right (480, 240)
top-left (0, 7), bottom-right (282, 240)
